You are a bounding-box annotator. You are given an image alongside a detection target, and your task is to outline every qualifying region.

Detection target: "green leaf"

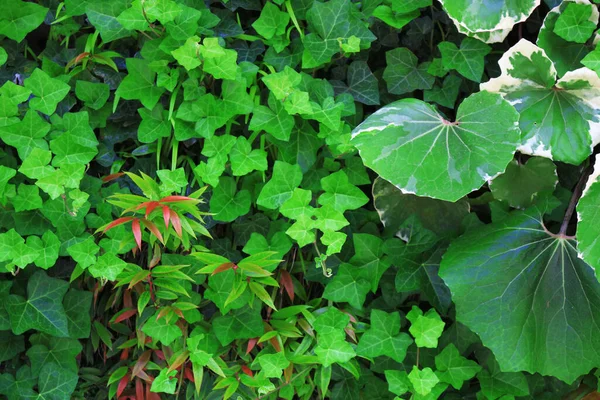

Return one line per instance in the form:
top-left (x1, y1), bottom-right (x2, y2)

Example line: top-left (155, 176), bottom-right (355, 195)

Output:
top-left (257, 161), bottom-right (303, 209)
top-left (50, 112), bottom-right (99, 166)
top-left (356, 309), bottom-right (412, 362)
top-left (142, 311), bottom-right (183, 346)
top-left (406, 306), bottom-right (445, 348)
top-left (323, 264), bottom-right (370, 309)
top-left (0, 0), bottom-right (48, 42)
top-left (320, 230), bottom-right (346, 255)
top-left (439, 0), bottom-right (539, 43)
top-left (26, 336), bottom-right (82, 375)
top-left (489, 157), bottom-right (558, 209)
top-left (205, 269), bottom-right (252, 314)
top-left (85, 0), bottom-right (131, 42)
top-left (315, 332), bottom-right (356, 367)
top-left (350, 234), bottom-right (391, 292)
top-left (212, 306), bottom-right (264, 345)
top-left (538, 1), bottom-right (597, 77)
top-left (439, 204), bottom-right (600, 384)
top-left (303, 0), bottom-right (375, 66)
top-left (252, 2), bottom-right (289, 40)
top-left (384, 370), bottom-right (410, 396)
top-left (372, 6), bottom-right (419, 29)
top-left (0, 110), bottom-right (50, 159)
top-left (408, 366), bottom-right (439, 396)
top-left (438, 38), bottom-right (491, 82)
top-left (229, 137), bottom-right (268, 176)
top-left (202, 47), bottom-right (239, 80)
top-left (18, 148), bottom-right (53, 180)
top-left (63, 289), bottom-right (92, 339)
top-left (352, 91), bottom-right (520, 201)
top-left (24, 69), bottom-right (70, 115)
top-left (115, 58), bottom-right (165, 109)
top-left (314, 307), bottom-right (349, 335)
top-left (343, 61), bottom-right (380, 105)
top-left (0, 331), bottom-right (24, 363)
top-left (157, 168), bottom-right (187, 194)
top-left (318, 170), bottom-right (368, 213)
top-left (258, 352), bottom-right (290, 378)
top-left (75, 81), bottom-right (110, 110)
top-left (88, 253), bottom-right (127, 281)
top-left (554, 2), bottom-right (596, 43)
top-left (424, 74), bottom-right (462, 108)
top-left (151, 369), bottom-right (178, 394)
top-left (383, 47), bottom-right (434, 95)
top-left (31, 231), bottom-right (60, 270)
top-left (14, 184), bottom-right (43, 212)
top-left (172, 36), bottom-right (202, 71)
top-left (210, 176), bottom-right (251, 222)
top-left (481, 39), bottom-right (600, 165)
top-left (285, 215), bottom-right (316, 247)
top-left (249, 101), bottom-right (294, 141)
top-left (6, 271), bottom-right (69, 337)
top-left (37, 362), bottom-right (79, 399)
top-left (578, 160), bottom-right (600, 270)
top-left (434, 344), bottom-right (481, 389)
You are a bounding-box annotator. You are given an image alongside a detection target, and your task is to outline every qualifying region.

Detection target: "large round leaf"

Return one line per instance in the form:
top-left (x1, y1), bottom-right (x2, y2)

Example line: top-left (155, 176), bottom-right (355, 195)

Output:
top-left (438, 0), bottom-right (540, 43)
top-left (482, 39), bottom-right (600, 165)
top-left (537, 0), bottom-right (598, 77)
top-left (351, 91), bottom-right (520, 202)
top-left (577, 158), bottom-right (600, 270)
top-left (440, 206), bottom-right (600, 384)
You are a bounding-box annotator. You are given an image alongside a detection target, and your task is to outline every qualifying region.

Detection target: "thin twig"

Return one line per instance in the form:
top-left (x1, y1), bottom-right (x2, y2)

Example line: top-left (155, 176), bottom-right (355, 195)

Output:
top-left (559, 163), bottom-right (594, 236)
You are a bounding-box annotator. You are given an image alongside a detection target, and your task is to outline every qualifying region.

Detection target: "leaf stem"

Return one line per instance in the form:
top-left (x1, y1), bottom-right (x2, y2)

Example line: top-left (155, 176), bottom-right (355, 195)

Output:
top-left (559, 163), bottom-right (593, 236)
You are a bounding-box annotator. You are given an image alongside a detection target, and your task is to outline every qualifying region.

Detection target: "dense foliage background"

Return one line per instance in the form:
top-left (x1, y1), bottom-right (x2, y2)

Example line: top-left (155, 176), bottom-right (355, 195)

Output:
top-left (3, 0), bottom-right (600, 398)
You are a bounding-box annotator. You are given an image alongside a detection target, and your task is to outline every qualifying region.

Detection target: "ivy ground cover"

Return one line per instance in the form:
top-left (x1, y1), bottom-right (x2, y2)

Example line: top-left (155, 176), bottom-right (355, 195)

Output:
top-left (4, 0), bottom-right (600, 399)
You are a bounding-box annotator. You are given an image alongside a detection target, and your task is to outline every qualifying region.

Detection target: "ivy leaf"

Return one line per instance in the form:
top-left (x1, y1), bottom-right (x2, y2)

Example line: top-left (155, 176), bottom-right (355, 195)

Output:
top-left (406, 306), bottom-right (445, 348)
top-left (115, 58), bottom-right (165, 109)
top-left (157, 168), bottom-right (187, 194)
top-left (212, 306), bottom-right (264, 345)
top-left (434, 344), bottom-right (481, 389)
top-left (13, 185), bottom-right (43, 212)
top-left (6, 271), bottom-right (69, 337)
top-left (578, 160), bottom-right (600, 270)
top-left (249, 99), bottom-right (294, 141)
top-left (151, 369), bottom-right (178, 394)
top-left (424, 74), bottom-right (462, 108)
top-left (315, 332), bottom-right (356, 367)
top-left (18, 148), bottom-right (53, 180)
top-left (554, 2), bottom-right (596, 43)
top-left (342, 61), bottom-right (380, 106)
top-left (303, 0), bottom-right (375, 67)
top-left (202, 47), bottom-right (239, 80)
top-left (36, 362), bottom-right (79, 399)
top-left (142, 311), bottom-right (183, 346)
top-left (356, 309), bottom-right (412, 362)
top-left (438, 0), bottom-right (539, 43)
top-left (408, 366), bottom-right (439, 396)
top-left (210, 176), bottom-right (251, 222)
top-left (320, 230), bottom-right (346, 255)
top-left (538, 0), bottom-right (597, 77)
top-left (383, 48), bottom-right (434, 95)
top-left (30, 231), bottom-right (60, 270)
top-left (257, 161), bottom-right (303, 209)
top-left (439, 204), bottom-right (600, 384)
top-left (258, 352), bottom-right (290, 378)
top-left (85, 0), bottom-right (131, 42)
top-left (0, 0), bottom-right (48, 42)
top-left (286, 215), bottom-right (316, 247)
top-left (205, 270), bottom-right (252, 314)
top-left (26, 336), bottom-right (82, 375)
top-left (88, 253), bottom-right (127, 281)
top-left (280, 188), bottom-right (314, 220)
top-left (252, 2), bottom-right (289, 40)
top-left (75, 81), bottom-right (110, 110)
top-left (384, 370), bottom-right (410, 396)
top-left (350, 234), bottom-right (391, 292)
top-left (0, 110), bottom-right (50, 159)
top-left (438, 38), bottom-right (491, 82)
top-left (323, 264), bottom-right (370, 309)
top-left (352, 91), bottom-right (520, 202)
top-left (0, 331), bottom-right (24, 363)
top-left (481, 39), bottom-right (600, 165)
top-left (489, 157), bottom-right (558, 209)
top-left (171, 36), bottom-right (202, 71)
top-left (63, 289), bottom-right (92, 339)
top-left (24, 69), bottom-right (70, 115)
top-left (243, 232), bottom-right (292, 260)
top-left (314, 307), bottom-right (349, 335)
top-left (229, 137), bottom-right (268, 176)
top-left (318, 170), bottom-right (368, 213)
top-left (50, 112), bottom-right (99, 166)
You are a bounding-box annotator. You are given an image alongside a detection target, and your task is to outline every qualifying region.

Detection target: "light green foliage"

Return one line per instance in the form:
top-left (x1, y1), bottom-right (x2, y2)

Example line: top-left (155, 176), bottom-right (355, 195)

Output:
top-left (406, 306), bottom-right (445, 348)
top-left (554, 2), bottom-right (596, 43)
top-left (438, 38), bottom-right (491, 82)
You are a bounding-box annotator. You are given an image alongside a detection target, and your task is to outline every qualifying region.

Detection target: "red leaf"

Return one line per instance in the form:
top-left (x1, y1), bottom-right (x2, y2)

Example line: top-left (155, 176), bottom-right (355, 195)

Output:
top-left (279, 270), bottom-right (294, 302)
top-left (212, 262), bottom-right (235, 276)
top-left (120, 347), bottom-right (129, 361)
top-left (135, 379), bottom-right (143, 400)
top-left (146, 382), bottom-right (161, 400)
top-left (136, 201), bottom-right (160, 219)
top-left (103, 217), bottom-right (134, 233)
top-left (117, 374), bottom-right (129, 398)
top-left (132, 218), bottom-right (142, 250)
top-left (241, 365), bottom-right (253, 377)
top-left (269, 337), bottom-right (281, 352)
top-left (160, 195), bottom-right (195, 203)
top-left (155, 350), bottom-right (165, 360)
top-left (113, 309), bottom-right (137, 324)
top-left (170, 211), bottom-right (182, 237)
top-left (102, 172), bottom-right (125, 183)
top-left (140, 219), bottom-right (164, 244)
top-left (246, 338), bottom-right (258, 355)
top-left (184, 367), bottom-right (194, 382)
top-left (132, 350), bottom-right (152, 379)
top-left (123, 290), bottom-right (133, 309)
top-left (162, 206), bottom-right (170, 229)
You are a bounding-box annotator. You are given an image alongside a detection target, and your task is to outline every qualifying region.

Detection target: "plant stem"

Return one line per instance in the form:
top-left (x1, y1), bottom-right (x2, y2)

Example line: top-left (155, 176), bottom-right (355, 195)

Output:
top-left (559, 163), bottom-right (593, 236)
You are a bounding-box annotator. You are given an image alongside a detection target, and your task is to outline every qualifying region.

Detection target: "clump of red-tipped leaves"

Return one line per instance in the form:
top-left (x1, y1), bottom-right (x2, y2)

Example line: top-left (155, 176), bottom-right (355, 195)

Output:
top-left (97, 172), bottom-right (211, 252)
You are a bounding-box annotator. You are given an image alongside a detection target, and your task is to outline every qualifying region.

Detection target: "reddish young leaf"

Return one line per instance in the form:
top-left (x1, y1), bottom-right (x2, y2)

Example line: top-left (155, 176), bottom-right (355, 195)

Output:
top-left (162, 206), bottom-right (171, 229)
top-left (160, 195), bottom-right (195, 203)
top-left (246, 338), bottom-right (258, 355)
top-left (279, 270), bottom-right (294, 302)
top-left (103, 217), bottom-right (134, 233)
top-left (135, 379), bottom-right (143, 400)
top-left (184, 367), bottom-right (194, 382)
top-left (170, 211), bottom-right (183, 237)
top-left (132, 350), bottom-right (152, 379)
top-left (120, 347), bottom-right (129, 361)
top-left (113, 309), bottom-right (137, 324)
top-left (212, 262), bottom-right (235, 276)
top-left (155, 350), bottom-right (165, 360)
top-left (136, 201), bottom-right (160, 219)
top-left (117, 374), bottom-right (130, 398)
top-left (284, 363), bottom-right (294, 383)
top-left (102, 172), bottom-right (125, 183)
top-left (241, 365), bottom-right (253, 377)
top-left (269, 336), bottom-right (281, 352)
top-left (140, 219), bottom-right (164, 244)
top-left (123, 290), bottom-right (133, 309)
top-left (131, 218), bottom-right (142, 250)
top-left (146, 382), bottom-right (161, 400)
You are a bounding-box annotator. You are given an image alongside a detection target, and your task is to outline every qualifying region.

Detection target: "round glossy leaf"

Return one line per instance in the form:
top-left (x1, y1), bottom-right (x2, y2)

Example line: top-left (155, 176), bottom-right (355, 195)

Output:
top-left (351, 91), bottom-right (520, 202)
